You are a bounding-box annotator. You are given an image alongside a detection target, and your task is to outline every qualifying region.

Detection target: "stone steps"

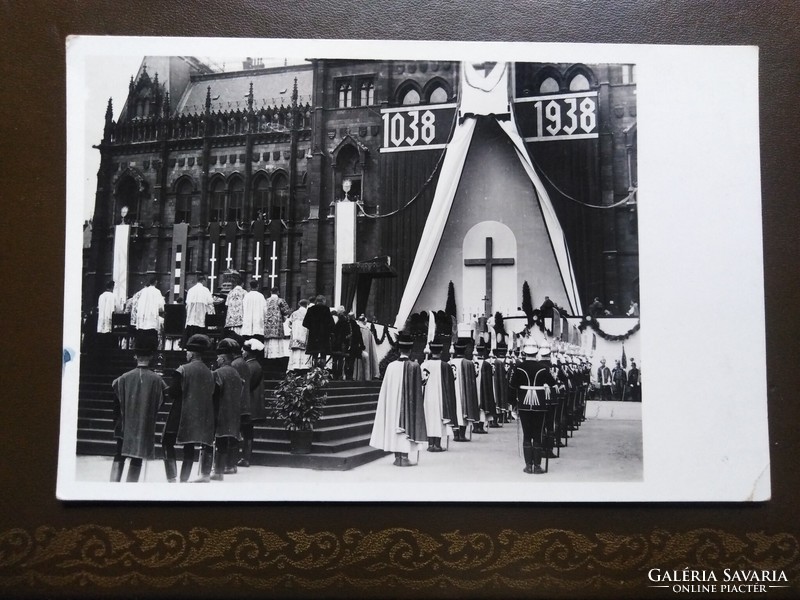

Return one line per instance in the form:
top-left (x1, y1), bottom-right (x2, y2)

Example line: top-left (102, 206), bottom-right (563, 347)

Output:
top-left (75, 350), bottom-right (386, 470)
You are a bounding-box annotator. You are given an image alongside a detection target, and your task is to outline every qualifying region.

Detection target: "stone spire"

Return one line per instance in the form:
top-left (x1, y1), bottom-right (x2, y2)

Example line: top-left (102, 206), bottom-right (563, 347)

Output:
top-left (205, 86), bottom-right (212, 113)
top-left (247, 82), bottom-right (254, 112)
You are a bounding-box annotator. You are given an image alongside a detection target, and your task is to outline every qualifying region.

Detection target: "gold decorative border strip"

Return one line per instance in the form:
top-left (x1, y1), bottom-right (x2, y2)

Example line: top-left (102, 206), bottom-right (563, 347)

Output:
top-left (1, 526), bottom-right (798, 591)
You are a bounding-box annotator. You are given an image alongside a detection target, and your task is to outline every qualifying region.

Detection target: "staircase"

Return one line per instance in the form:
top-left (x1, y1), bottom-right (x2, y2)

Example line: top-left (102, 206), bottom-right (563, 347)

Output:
top-left (76, 350), bottom-right (388, 471)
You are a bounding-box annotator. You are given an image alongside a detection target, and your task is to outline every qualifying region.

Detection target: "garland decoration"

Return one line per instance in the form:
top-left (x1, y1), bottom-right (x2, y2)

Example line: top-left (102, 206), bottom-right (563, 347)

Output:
top-left (578, 316), bottom-right (640, 342)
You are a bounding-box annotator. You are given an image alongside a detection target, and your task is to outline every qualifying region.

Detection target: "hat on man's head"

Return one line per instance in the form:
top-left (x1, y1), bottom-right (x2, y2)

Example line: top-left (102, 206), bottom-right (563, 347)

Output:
top-left (429, 341), bottom-right (444, 354)
top-left (452, 338), bottom-right (470, 355)
top-left (185, 334), bottom-right (211, 352)
top-left (216, 338), bottom-right (241, 355)
top-left (538, 342), bottom-right (552, 358)
top-left (133, 334), bottom-right (158, 355)
top-left (244, 338), bottom-right (265, 353)
top-left (397, 333), bottom-right (414, 350)
top-left (475, 343), bottom-right (489, 357)
top-left (494, 344), bottom-right (507, 357)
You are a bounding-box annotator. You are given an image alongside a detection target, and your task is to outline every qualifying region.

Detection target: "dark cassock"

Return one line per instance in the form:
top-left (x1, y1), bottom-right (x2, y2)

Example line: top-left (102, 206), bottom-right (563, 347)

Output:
top-left (510, 343), bottom-right (557, 475)
top-left (110, 354), bottom-right (167, 482)
top-left (473, 344), bottom-right (498, 432)
top-left (369, 342), bottom-right (427, 457)
top-left (302, 302), bottom-right (336, 359)
top-left (420, 342), bottom-right (458, 451)
top-left (163, 334), bottom-right (216, 482)
top-left (449, 341), bottom-right (481, 441)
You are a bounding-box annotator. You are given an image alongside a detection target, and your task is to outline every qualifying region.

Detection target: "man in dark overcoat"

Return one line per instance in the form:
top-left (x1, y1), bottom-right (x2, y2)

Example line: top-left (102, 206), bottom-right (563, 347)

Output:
top-left (163, 334), bottom-right (215, 482)
top-left (211, 338), bottom-right (245, 481)
top-left (110, 335), bottom-right (167, 482)
top-left (238, 338), bottom-right (265, 467)
top-left (228, 339), bottom-right (251, 474)
top-left (302, 295), bottom-right (335, 367)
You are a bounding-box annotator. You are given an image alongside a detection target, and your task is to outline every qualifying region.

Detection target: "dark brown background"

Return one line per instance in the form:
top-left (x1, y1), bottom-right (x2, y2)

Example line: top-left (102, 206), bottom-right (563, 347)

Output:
top-left (1, 1), bottom-right (799, 598)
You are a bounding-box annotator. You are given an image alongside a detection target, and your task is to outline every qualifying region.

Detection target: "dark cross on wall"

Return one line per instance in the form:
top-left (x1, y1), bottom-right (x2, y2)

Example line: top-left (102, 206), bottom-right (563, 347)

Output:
top-left (464, 236), bottom-right (515, 318)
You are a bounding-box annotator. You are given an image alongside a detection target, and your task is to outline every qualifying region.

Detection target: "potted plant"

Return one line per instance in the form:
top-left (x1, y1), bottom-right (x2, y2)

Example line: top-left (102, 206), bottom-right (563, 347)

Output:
top-left (271, 366), bottom-right (330, 454)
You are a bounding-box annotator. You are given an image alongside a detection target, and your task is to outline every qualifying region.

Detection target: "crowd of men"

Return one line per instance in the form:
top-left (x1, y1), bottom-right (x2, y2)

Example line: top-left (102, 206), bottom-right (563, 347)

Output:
top-left (94, 274), bottom-right (379, 381)
top-left (99, 276), bottom-right (636, 482)
top-left (369, 335), bottom-right (595, 475)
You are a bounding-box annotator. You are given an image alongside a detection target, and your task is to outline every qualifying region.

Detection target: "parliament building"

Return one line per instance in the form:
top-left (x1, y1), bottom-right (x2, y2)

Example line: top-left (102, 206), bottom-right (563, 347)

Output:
top-left (84, 56), bottom-right (638, 325)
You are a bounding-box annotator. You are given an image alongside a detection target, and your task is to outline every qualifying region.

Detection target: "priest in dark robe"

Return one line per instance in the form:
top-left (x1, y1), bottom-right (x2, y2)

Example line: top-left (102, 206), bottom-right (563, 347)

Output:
top-left (510, 342), bottom-right (556, 475)
top-left (369, 334), bottom-right (427, 466)
top-left (473, 343), bottom-right (498, 433)
top-left (110, 336), bottom-right (167, 482)
top-left (449, 339), bottom-right (480, 441)
top-left (211, 338), bottom-right (245, 481)
top-left (163, 334), bottom-right (215, 483)
top-left (420, 341), bottom-right (457, 452)
top-left (302, 294), bottom-right (335, 368)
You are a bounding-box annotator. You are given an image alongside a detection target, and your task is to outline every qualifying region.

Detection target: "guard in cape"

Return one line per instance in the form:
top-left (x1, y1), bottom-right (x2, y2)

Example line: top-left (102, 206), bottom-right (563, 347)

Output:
top-left (162, 334), bottom-right (215, 483)
top-left (420, 341), bottom-right (457, 452)
top-left (211, 338), bottom-right (245, 481)
top-left (369, 334), bottom-right (427, 466)
top-left (490, 344), bottom-right (511, 425)
top-left (473, 342), bottom-right (499, 431)
top-left (110, 335), bottom-right (167, 482)
top-left (510, 341), bottom-right (557, 475)
top-left (449, 339), bottom-right (481, 441)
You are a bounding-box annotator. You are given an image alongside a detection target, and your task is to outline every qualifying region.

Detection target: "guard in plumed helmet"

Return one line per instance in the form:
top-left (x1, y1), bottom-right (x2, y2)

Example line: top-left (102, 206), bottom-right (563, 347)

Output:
top-left (110, 335), bottom-right (167, 482)
top-left (369, 334), bottom-right (427, 466)
top-left (449, 339), bottom-right (481, 441)
top-left (163, 333), bottom-right (215, 483)
top-left (510, 342), bottom-right (556, 474)
top-left (211, 338), bottom-right (245, 481)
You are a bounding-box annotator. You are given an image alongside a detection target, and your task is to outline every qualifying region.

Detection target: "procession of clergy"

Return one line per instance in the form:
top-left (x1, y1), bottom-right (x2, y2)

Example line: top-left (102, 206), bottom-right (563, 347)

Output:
top-left (101, 274), bottom-right (594, 482)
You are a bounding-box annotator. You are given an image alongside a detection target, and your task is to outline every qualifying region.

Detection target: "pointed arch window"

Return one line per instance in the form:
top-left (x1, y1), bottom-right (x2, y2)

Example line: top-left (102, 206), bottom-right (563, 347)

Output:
top-left (428, 85), bottom-right (448, 104)
top-left (210, 178), bottom-right (225, 223)
top-left (271, 174), bottom-right (288, 221)
top-left (539, 77), bottom-right (560, 94)
top-left (253, 175), bottom-right (269, 221)
top-left (401, 88), bottom-right (420, 105)
top-left (175, 179), bottom-right (193, 224)
top-left (228, 177), bottom-right (244, 222)
top-left (338, 81), bottom-right (353, 108)
top-left (569, 74), bottom-right (590, 91)
top-left (360, 80), bottom-right (375, 106)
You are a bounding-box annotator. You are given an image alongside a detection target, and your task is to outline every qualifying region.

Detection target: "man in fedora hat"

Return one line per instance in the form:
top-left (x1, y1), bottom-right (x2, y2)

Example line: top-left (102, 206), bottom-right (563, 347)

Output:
top-left (369, 334), bottom-right (427, 466)
top-left (420, 341), bottom-right (457, 452)
top-left (211, 338), bottom-right (245, 481)
top-left (163, 333), bottom-right (215, 482)
top-left (510, 341), bottom-right (556, 474)
top-left (448, 338), bottom-right (480, 441)
top-left (109, 335), bottom-right (167, 482)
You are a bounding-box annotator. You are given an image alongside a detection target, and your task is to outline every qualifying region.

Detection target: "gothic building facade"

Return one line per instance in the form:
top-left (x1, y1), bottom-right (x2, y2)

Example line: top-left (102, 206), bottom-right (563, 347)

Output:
top-left (85, 57), bottom-right (637, 323)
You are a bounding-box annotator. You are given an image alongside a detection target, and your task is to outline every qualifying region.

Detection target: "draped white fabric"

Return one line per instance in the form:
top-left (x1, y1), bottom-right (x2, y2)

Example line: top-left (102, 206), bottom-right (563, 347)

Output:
top-left (113, 225), bottom-right (129, 312)
top-left (392, 118), bottom-right (476, 329)
top-left (497, 118), bottom-right (582, 312)
top-left (393, 61), bottom-right (582, 328)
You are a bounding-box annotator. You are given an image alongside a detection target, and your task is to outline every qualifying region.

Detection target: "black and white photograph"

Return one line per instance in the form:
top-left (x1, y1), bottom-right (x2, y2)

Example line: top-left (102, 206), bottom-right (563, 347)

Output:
top-left (58, 37), bottom-right (767, 502)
